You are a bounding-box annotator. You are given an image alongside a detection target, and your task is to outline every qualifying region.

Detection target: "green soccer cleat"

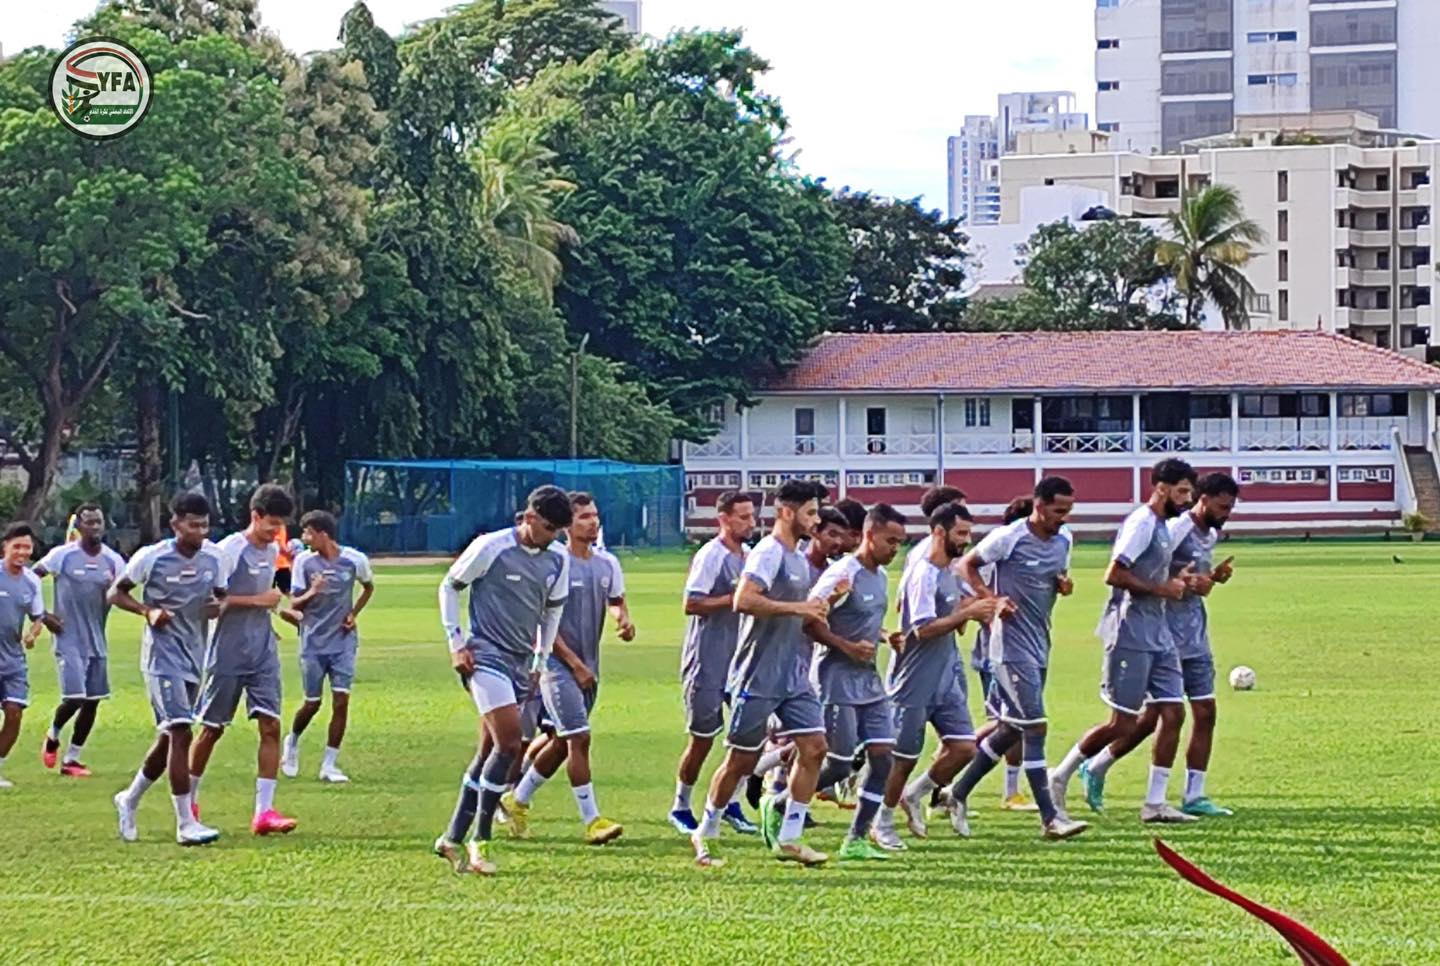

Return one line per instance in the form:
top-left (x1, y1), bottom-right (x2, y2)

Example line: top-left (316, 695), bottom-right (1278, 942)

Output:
top-left (838, 835), bottom-right (893, 862)
top-left (1079, 760), bottom-right (1106, 815)
top-left (1181, 796), bottom-right (1235, 818)
top-left (759, 794), bottom-right (782, 849)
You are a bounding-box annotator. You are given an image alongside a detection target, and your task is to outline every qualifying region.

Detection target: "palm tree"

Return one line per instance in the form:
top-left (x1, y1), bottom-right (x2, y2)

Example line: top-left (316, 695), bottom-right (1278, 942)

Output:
top-left (1155, 184), bottom-right (1267, 330)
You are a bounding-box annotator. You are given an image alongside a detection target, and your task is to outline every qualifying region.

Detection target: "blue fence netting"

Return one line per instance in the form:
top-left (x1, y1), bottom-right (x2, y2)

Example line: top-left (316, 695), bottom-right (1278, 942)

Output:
top-left (341, 458), bottom-right (685, 554)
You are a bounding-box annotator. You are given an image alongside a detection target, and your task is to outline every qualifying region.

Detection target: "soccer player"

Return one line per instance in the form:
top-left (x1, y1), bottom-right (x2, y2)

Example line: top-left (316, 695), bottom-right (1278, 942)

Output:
top-left (833, 498), bottom-right (867, 555)
top-left (876, 502), bottom-right (1000, 846)
top-left (669, 491), bottom-right (758, 834)
top-left (947, 476), bottom-right (1089, 840)
top-left (897, 484), bottom-right (967, 593)
top-left (0, 523), bottom-right (59, 787)
top-left (803, 503), bottom-right (907, 861)
top-left (280, 509), bottom-right (375, 783)
top-left (434, 485), bottom-right (572, 876)
top-left (503, 492), bottom-right (633, 844)
top-left (109, 493), bottom-right (229, 845)
top-left (689, 479), bottom-right (831, 868)
top-left (1049, 458), bottom-right (1198, 824)
top-left (1068, 472), bottom-right (1240, 818)
top-left (34, 504), bottom-right (125, 777)
top-left (804, 505), bottom-right (851, 580)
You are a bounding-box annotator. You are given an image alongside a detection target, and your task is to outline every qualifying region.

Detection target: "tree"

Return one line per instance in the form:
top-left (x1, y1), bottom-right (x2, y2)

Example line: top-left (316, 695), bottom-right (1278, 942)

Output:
top-left (968, 218), bottom-right (1180, 331)
top-left (829, 189), bottom-right (968, 331)
top-left (1155, 183), bottom-right (1266, 330)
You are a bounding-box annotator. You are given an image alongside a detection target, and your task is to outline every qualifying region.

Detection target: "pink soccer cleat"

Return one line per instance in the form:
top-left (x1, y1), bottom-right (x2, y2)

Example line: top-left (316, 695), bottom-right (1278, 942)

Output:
top-left (251, 809), bottom-right (298, 836)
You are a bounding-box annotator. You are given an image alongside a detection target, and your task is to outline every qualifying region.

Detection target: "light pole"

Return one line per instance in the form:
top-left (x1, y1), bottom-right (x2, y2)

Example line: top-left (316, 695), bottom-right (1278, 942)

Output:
top-left (569, 332), bottom-right (590, 459)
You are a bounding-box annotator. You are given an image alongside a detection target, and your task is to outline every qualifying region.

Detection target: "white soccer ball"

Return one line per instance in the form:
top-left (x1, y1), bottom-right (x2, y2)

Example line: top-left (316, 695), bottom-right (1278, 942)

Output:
top-left (1228, 665), bottom-right (1256, 691)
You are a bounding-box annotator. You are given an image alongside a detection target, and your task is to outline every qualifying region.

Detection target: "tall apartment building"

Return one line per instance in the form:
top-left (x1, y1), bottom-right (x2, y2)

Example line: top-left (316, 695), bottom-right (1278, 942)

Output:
top-left (1096, 0), bottom-right (1440, 154)
top-left (598, 0), bottom-right (641, 33)
top-left (947, 92), bottom-right (1088, 224)
top-left (998, 113), bottom-right (1437, 352)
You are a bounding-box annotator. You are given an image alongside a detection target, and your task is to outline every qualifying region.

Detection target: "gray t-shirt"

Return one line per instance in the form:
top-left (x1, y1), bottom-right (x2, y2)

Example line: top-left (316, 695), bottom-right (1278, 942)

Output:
top-left (0, 566), bottom-right (45, 677)
top-left (730, 534), bottom-right (815, 699)
top-left (548, 548), bottom-right (625, 679)
top-left (35, 542), bottom-right (125, 661)
top-left (291, 546), bottom-right (373, 658)
top-left (809, 554), bottom-right (889, 706)
top-left (1166, 513), bottom-right (1217, 660)
top-left (680, 537), bottom-right (745, 693)
top-left (1097, 505), bottom-right (1176, 654)
top-left (893, 558), bottom-right (963, 708)
top-left (207, 532), bottom-right (280, 675)
top-left (973, 520), bottom-right (1073, 669)
top-left (122, 539), bottom-right (230, 684)
top-left (446, 528), bottom-right (569, 687)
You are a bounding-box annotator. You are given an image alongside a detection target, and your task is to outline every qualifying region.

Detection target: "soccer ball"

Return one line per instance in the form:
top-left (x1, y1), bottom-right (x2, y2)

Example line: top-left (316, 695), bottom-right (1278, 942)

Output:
top-left (1228, 666), bottom-right (1256, 691)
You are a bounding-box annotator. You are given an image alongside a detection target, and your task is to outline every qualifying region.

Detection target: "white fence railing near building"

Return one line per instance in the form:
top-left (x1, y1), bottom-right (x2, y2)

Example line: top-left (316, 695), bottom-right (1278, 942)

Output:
top-left (844, 434), bottom-right (937, 457)
top-left (1337, 427), bottom-right (1395, 450)
top-left (749, 434), bottom-right (839, 457)
top-left (683, 437), bottom-right (739, 459)
top-left (1237, 428), bottom-right (1330, 451)
top-left (944, 431), bottom-right (1035, 455)
top-left (1043, 432), bottom-right (1131, 454)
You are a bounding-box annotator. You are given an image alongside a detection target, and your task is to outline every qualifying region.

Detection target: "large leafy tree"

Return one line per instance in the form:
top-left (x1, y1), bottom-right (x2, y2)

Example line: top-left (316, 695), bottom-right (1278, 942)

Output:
top-left (830, 189), bottom-right (968, 332)
top-left (1156, 183), bottom-right (1266, 330)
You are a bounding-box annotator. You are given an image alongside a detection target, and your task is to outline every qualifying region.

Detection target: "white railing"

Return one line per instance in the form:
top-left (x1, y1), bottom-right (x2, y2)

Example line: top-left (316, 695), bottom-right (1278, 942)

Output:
top-left (684, 436), bottom-right (739, 459)
top-left (1043, 432), bottom-right (1132, 454)
top-left (749, 435), bottom-right (838, 457)
top-left (1237, 428), bottom-right (1329, 451)
top-left (1337, 428), bottom-right (1395, 450)
top-left (845, 434), bottom-right (938, 457)
top-left (943, 431), bottom-right (1035, 455)
top-left (1141, 432), bottom-right (1190, 453)
top-left (1394, 425), bottom-right (1419, 515)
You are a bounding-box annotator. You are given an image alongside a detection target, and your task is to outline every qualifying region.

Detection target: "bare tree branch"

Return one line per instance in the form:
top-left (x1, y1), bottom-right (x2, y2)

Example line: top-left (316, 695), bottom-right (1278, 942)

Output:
top-left (167, 300), bottom-right (212, 321)
top-left (71, 326), bottom-right (125, 408)
top-left (0, 423), bottom-right (37, 474)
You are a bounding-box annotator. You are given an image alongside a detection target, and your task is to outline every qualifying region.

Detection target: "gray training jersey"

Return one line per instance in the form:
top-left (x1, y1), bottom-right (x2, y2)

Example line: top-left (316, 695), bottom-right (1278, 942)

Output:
top-left (0, 566), bottom-right (45, 677)
top-left (207, 532), bottom-right (280, 675)
top-left (730, 534), bottom-right (815, 699)
top-left (809, 554), bottom-right (889, 706)
top-left (1166, 513), bottom-right (1217, 660)
top-left (446, 528), bottom-right (569, 683)
top-left (122, 539), bottom-right (230, 683)
top-left (893, 559), bottom-right (963, 708)
top-left (35, 542), bottom-right (125, 661)
top-left (549, 548), bottom-right (625, 678)
top-left (1097, 505), bottom-right (1175, 654)
top-left (291, 546), bottom-right (373, 658)
top-left (680, 537), bottom-right (745, 692)
top-left (973, 519), bottom-right (1073, 669)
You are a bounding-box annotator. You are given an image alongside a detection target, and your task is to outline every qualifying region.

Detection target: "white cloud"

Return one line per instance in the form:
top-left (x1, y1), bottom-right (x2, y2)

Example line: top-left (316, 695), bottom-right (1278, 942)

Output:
top-left (3, 0), bottom-right (1094, 208)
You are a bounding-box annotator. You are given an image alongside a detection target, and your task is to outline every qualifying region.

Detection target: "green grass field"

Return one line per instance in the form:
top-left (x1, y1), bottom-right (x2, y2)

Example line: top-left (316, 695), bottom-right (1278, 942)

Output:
top-left (4, 540), bottom-right (1440, 964)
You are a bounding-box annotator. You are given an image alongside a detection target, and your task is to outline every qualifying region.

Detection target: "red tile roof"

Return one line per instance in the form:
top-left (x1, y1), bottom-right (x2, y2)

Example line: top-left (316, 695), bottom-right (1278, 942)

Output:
top-left (762, 331), bottom-right (1440, 393)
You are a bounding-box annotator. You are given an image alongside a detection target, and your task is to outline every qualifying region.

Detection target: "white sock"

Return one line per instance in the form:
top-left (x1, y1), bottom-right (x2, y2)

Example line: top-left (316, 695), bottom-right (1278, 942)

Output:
top-left (700, 802), bottom-right (724, 838)
top-left (514, 765), bottom-right (548, 806)
top-left (48, 724), bottom-right (61, 742)
top-left (1004, 765), bottom-right (1022, 799)
top-left (572, 782), bottom-right (600, 824)
top-left (0, 755), bottom-right (6, 772)
top-left (189, 773), bottom-right (203, 803)
top-left (673, 781), bottom-right (693, 813)
top-left (754, 748), bottom-right (785, 776)
top-left (1184, 769), bottom-right (1206, 803)
top-left (1088, 746), bottom-right (1117, 778)
top-left (777, 800), bottom-right (809, 843)
top-left (1146, 766), bottom-right (1172, 806)
top-left (876, 804), bottom-right (896, 830)
top-left (285, 732), bottom-right (299, 750)
top-left (124, 769), bottom-right (154, 807)
top-left (1053, 743), bottom-right (1087, 786)
top-left (321, 746), bottom-right (340, 771)
top-left (729, 783), bottom-right (744, 806)
top-left (255, 777), bottom-right (277, 816)
top-left (904, 772), bottom-right (938, 802)
top-left (172, 792), bottom-right (193, 827)
top-left (64, 743), bottom-right (84, 764)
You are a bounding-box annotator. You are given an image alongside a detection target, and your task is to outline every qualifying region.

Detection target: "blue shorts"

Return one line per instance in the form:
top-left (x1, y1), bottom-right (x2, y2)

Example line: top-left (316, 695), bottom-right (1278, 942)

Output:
top-left (146, 674), bottom-right (200, 730)
top-left (684, 686), bottom-right (727, 739)
top-left (824, 700), bottom-right (896, 760)
top-left (989, 662), bottom-right (1048, 726)
top-left (1101, 646), bottom-right (1184, 716)
top-left (56, 651), bottom-right (109, 701)
top-left (893, 694), bottom-right (975, 760)
top-left (726, 691), bottom-right (824, 752)
top-left (301, 650), bottom-right (356, 699)
top-left (0, 668), bottom-right (29, 708)
top-left (975, 666), bottom-right (996, 721)
top-left (540, 668), bottom-right (597, 737)
top-left (198, 665), bottom-right (282, 727)
top-left (1181, 653), bottom-right (1217, 701)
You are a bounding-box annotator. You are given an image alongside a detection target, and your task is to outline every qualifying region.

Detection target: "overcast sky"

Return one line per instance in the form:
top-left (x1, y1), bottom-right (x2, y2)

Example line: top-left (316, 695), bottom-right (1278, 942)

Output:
top-left (4, 0), bottom-right (1095, 210)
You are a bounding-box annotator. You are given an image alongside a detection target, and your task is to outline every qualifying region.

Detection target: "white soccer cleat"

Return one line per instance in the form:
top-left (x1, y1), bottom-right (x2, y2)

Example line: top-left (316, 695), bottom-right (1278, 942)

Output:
top-left (114, 792), bottom-right (138, 842)
top-left (0, 775), bottom-right (13, 789)
top-left (1043, 815), bottom-right (1090, 840)
top-left (869, 824), bottom-right (908, 852)
top-left (319, 766), bottom-right (349, 784)
top-left (1141, 803), bottom-right (1199, 825)
top-left (280, 738), bottom-right (300, 779)
top-left (898, 792), bottom-right (928, 839)
top-left (177, 821), bottom-right (221, 846)
top-left (948, 799), bottom-right (971, 838)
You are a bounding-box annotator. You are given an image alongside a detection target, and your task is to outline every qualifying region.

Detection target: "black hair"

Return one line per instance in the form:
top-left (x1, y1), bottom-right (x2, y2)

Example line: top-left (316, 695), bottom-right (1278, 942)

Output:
top-left (775, 479), bottom-right (818, 507)
top-left (2, 522), bottom-right (35, 545)
top-left (1034, 475), bottom-right (1075, 504)
top-left (1151, 458), bottom-right (1197, 487)
top-left (930, 501), bottom-right (972, 533)
top-left (1196, 472), bottom-right (1240, 499)
top-left (569, 491), bottom-right (595, 509)
top-left (250, 483), bottom-right (295, 519)
top-left (73, 502), bottom-right (105, 520)
top-left (170, 492), bottom-right (211, 519)
top-left (816, 506), bottom-right (848, 532)
top-left (300, 509), bottom-right (339, 540)
top-left (716, 490), bottom-right (753, 515)
top-left (919, 484), bottom-right (966, 517)
top-left (528, 485), bottom-right (574, 528)
top-left (807, 480), bottom-right (831, 503)
top-left (1002, 497), bottom-right (1034, 524)
top-left (865, 503), bottom-right (906, 529)
top-left (834, 498), bottom-right (867, 533)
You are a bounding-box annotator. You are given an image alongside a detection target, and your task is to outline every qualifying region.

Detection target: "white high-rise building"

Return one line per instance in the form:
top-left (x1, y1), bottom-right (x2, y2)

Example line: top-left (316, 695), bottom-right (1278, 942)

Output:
top-left (947, 92), bottom-right (1088, 224)
top-left (598, 1), bottom-right (641, 34)
top-left (1096, 0), bottom-right (1440, 155)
